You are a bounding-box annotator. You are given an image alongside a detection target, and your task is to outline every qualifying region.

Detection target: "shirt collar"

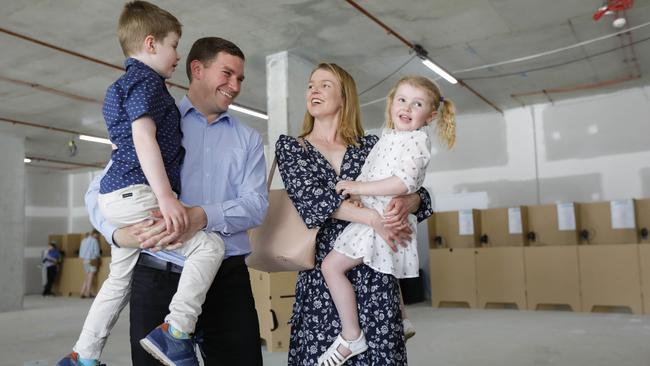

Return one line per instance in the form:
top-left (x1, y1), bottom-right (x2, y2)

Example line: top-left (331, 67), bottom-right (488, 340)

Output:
top-left (179, 95), bottom-right (233, 125)
top-left (124, 57), bottom-right (164, 80)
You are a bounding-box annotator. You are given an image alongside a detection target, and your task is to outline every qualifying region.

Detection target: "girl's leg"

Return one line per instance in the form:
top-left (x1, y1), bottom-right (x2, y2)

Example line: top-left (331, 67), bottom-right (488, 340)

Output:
top-left (321, 251), bottom-right (363, 343)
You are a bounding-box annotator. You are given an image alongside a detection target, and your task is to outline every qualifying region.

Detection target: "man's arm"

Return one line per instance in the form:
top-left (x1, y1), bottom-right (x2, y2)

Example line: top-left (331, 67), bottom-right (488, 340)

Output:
top-left (201, 133), bottom-right (268, 235)
top-left (85, 163), bottom-right (120, 246)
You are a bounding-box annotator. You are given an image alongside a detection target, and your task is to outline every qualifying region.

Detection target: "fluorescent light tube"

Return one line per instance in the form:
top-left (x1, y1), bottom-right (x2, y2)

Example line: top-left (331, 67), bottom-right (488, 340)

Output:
top-left (421, 58), bottom-right (458, 84)
top-left (79, 135), bottom-right (112, 145)
top-left (229, 104), bottom-right (269, 120)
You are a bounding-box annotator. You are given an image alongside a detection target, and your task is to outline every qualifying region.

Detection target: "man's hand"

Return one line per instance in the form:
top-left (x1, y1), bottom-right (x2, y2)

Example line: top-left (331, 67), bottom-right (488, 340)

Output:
top-left (336, 180), bottom-right (363, 196)
top-left (139, 206), bottom-right (207, 252)
top-left (112, 218), bottom-right (158, 248)
top-left (158, 195), bottom-right (188, 234)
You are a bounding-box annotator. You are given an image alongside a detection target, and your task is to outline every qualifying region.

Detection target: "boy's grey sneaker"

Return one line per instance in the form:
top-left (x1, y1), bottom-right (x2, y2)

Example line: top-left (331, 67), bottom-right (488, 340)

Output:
top-left (140, 323), bottom-right (199, 366)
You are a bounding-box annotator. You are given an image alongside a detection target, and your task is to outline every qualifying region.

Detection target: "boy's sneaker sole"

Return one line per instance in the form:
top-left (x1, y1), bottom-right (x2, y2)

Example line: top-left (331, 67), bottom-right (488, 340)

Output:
top-left (140, 338), bottom-right (176, 366)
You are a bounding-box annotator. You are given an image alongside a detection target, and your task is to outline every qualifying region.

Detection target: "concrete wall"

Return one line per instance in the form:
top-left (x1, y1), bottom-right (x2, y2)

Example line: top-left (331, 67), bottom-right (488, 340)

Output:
top-left (0, 134), bottom-right (25, 311)
top-left (23, 169), bottom-right (98, 294)
top-left (416, 85), bottom-right (650, 298)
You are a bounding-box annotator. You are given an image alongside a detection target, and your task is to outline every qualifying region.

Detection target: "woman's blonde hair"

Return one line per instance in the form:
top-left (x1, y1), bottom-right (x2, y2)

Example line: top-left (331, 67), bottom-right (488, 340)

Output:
top-left (385, 76), bottom-right (456, 149)
top-left (299, 63), bottom-right (364, 146)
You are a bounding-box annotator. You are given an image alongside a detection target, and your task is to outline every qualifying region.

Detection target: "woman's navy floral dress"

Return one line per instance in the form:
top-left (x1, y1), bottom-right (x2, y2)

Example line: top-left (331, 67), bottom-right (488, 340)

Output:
top-left (275, 134), bottom-right (433, 365)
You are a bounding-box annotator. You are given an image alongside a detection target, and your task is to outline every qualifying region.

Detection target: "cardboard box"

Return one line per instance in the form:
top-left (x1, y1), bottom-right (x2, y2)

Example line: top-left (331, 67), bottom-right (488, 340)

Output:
top-left (98, 236), bottom-right (112, 256)
top-left (638, 244), bottom-right (650, 314)
top-left (249, 269), bottom-right (297, 352)
top-left (524, 246), bottom-right (581, 311)
top-left (54, 257), bottom-right (110, 296)
top-left (475, 247), bottom-right (527, 309)
top-left (577, 201), bottom-right (637, 244)
top-left (635, 199), bottom-right (650, 244)
top-left (428, 248), bottom-right (477, 308)
top-left (434, 210), bottom-right (481, 249)
top-left (578, 245), bottom-right (642, 314)
top-left (427, 213), bottom-right (438, 249)
top-left (479, 207), bottom-right (529, 247)
top-left (526, 204), bottom-right (579, 246)
top-left (48, 233), bottom-right (83, 257)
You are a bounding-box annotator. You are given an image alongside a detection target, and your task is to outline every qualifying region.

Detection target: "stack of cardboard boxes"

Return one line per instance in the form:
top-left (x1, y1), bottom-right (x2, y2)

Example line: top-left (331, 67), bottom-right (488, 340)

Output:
top-left (428, 198), bottom-right (650, 314)
top-left (49, 233), bottom-right (111, 297)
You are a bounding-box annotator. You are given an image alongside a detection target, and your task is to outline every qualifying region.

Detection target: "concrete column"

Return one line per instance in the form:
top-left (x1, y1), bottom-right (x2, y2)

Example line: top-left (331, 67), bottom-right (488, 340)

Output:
top-left (0, 133), bottom-right (25, 311)
top-left (266, 51), bottom-right (315, 188)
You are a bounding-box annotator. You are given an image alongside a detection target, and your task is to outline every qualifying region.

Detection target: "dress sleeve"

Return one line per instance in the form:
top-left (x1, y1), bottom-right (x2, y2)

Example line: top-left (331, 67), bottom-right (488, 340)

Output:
top-left (275, 135), bottom-right (343, 229)
top-left (392, 131), bottom-right (431, 194)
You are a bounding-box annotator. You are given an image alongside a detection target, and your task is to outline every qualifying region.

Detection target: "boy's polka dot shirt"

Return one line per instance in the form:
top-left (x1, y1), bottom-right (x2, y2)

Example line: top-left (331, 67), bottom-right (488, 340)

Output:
top-left (100, 58), bottom-right (184, 195)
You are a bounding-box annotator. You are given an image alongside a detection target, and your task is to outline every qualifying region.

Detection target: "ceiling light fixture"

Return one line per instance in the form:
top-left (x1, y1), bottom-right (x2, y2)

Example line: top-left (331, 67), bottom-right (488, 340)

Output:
top-left (413, 44), bottom-right (457, 84)
top-left (79, 134), bottom-right (112, 145)
top-left (229, 104), bottom-right (269, 120)
top-left (24, 158), bottom-right (31, 163)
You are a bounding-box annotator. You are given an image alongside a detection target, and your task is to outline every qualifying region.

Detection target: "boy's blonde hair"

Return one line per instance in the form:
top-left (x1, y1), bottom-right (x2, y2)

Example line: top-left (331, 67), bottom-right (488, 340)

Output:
top-left (118, 1), bottom-right (182, 57)
top-left (385, 76), bottom-right (456, 149)
top-left (299, 63), bottom-right (364, 147)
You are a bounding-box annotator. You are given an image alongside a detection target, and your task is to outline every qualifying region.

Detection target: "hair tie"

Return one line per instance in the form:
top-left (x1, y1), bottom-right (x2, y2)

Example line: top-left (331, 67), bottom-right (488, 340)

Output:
top-left (438, 96), bottom-right (445, 111)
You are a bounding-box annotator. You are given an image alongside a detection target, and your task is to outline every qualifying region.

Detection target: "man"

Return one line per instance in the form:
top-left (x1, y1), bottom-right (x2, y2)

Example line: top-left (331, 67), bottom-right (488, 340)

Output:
top-left (86, 37), bottom-right (267, 365)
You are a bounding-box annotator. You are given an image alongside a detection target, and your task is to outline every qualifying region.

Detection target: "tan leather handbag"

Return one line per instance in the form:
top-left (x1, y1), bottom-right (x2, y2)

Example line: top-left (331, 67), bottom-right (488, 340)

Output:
top-left (246, 139), bottom-right (318, 272)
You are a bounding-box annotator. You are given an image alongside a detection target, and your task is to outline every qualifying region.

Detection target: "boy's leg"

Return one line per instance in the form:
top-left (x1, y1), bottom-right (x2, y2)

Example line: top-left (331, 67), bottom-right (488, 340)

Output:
top-left (321, 251), bottom-right (364, 340)
top-left (163, 231), bottom-right (224, 333)
top-left (71, 184), bottom-right (155, 359)
top-left (72, 246), bottom-right (139, 359)
top-left (196, 255), bottom-right (262, 366)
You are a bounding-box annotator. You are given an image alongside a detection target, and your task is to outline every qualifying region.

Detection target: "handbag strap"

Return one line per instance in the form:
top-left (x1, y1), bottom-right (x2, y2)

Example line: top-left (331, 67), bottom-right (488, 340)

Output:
top-left (267, 137), bottom-right (307, 192)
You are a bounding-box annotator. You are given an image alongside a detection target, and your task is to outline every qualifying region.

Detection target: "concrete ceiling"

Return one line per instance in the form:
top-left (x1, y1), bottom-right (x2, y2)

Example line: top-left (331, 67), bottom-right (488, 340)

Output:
top-left (2, 0), bottom-right (650, 171)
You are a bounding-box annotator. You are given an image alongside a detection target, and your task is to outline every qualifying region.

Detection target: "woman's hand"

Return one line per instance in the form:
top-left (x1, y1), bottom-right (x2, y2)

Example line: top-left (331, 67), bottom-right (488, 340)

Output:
top-left (369, 210), bottom-right (412, 252)
top-left (336, 180), bottom-right (362, 196)
top-left (382, 194), bottom-right (420, 229)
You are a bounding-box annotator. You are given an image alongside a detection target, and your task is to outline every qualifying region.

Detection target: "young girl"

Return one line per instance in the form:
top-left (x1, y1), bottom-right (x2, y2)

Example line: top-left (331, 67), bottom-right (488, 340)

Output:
top-left (318, 75), bottom-right (456, 366)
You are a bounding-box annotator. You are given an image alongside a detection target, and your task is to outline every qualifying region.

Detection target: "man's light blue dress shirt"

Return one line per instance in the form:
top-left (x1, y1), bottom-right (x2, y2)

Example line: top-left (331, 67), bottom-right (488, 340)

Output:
top-left (86, 95), bottom-right (268, 266)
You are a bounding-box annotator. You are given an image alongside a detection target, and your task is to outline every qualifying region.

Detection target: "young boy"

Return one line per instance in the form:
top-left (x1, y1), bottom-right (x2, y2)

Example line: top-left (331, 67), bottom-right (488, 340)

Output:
top-left (58, 2), bottom-right (224, 365)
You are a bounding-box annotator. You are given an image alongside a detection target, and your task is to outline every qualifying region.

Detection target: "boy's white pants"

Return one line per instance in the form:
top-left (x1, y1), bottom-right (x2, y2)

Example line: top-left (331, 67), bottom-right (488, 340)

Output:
top-left (73, 184), bottom-right (224, 359)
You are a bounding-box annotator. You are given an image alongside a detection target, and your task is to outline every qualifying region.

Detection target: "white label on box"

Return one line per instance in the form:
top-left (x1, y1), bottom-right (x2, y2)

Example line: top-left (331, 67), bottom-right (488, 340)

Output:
top-left (556, 202), bottom-right (576, 231)
top-left (611, 199), bottom-right (635, 229)
top-left (508, 207), bottom-right (523, 234)
top-left (458, 209), bottom-right (474, 235)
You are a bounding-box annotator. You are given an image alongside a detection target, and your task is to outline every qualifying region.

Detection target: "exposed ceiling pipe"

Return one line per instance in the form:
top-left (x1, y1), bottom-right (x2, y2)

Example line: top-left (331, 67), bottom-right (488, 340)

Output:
top-left (510, 74), bottom-right (640, 102)
top-left (25, 155), bottom-right (105, 170)
top-left (0, 27), bottom-right (267, 117)
top-left (343, 0), bottom-right (503, 114)
top-left (0, 116), bottom-right (108, 141)
top-left (0, 75), bottom-right (102, 104)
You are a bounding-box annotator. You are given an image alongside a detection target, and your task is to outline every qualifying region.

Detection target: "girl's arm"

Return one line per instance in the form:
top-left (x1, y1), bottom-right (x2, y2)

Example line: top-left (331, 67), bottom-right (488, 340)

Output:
top-left (336, 176), bottom-right (408, 197)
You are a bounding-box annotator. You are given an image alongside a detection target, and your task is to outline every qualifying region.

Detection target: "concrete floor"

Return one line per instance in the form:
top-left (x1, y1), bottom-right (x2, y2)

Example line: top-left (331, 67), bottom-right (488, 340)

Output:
top-left (2, 296), bottom-right (650, 366)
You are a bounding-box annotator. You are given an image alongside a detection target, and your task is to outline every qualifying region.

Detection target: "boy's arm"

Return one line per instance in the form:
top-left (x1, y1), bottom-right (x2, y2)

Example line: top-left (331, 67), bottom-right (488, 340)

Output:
top-left (132, 117), bottom-right (188, 234)
top-left (336, 176), bottom-right (408, 197)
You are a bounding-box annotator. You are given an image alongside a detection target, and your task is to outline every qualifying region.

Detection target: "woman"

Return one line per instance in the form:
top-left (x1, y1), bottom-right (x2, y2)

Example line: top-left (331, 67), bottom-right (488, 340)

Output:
top-left (275, 63), bottom-right (433, 365)
top-left (79, 229), bottom-right (101, 298)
